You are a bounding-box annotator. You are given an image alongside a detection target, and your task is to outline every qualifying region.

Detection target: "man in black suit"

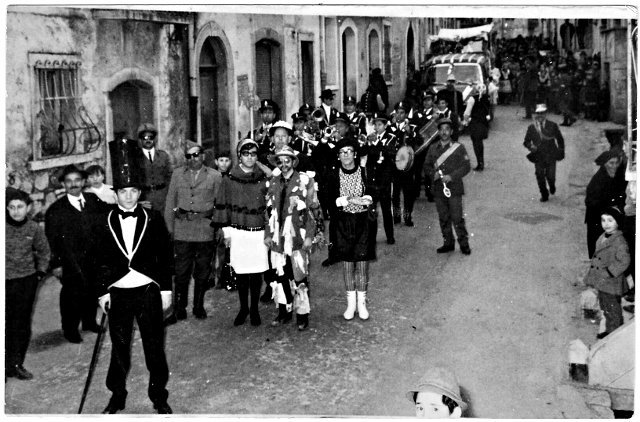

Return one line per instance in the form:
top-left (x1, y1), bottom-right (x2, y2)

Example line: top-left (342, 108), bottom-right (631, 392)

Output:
top-left (318, 89), bottom-right (339, 129)
top-left (523, 104), bottom-right (565, 202)
top-left (45, 165), bottom-right (110, 343)
top-left (93, 146), bottom-right (174, 414)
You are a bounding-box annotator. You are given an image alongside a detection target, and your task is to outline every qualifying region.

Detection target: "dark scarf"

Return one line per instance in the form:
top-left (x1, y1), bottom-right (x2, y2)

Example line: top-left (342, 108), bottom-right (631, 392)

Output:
top-left (6, 212), bottom-right (28, 227)
top-left (229, 166), bottom-right (267, 184)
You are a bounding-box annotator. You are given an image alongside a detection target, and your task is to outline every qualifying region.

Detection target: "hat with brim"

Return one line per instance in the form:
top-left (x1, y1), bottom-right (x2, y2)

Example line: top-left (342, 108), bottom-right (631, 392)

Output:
top-left (437, 117), bottom-right (454, 129)
top-left (184, 140), bottom-right (202, 155)
top-left (335, 137), bottom-right (359, 157)
top-left (395, 101), bottom-right (410, 112)
top-left (237, 139), bottom-right (259, 156)
top-left (344, 95), bottom-right (357, 104)
top-left (58, 164), bottom-right (88, 182)
top-left (268, 146), bottom-right (299, 168)
top-left (259, 99), bottom-right (277, 112)
top-left (371, 113), bottom-right (389, 123)
top-left (406, 367), bottom-right (468, 412)
top-left (137, 122), bottom-right (157, 138)
top-left (320, 89), bottom-right (335, 100)
top-left (269, 120), bottom-right (294, 137)
top-left (534, 104), bottom-right (548, 114)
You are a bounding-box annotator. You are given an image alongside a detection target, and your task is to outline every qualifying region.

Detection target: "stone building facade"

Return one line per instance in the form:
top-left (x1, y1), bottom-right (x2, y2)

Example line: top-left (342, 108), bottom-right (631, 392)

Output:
top-left (6, 6), bottom-right (444, 220)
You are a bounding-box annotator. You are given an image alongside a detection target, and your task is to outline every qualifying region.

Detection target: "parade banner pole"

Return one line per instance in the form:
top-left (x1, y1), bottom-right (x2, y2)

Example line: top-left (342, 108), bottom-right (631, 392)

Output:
top-left (78, 310), bottom-right (108, 414)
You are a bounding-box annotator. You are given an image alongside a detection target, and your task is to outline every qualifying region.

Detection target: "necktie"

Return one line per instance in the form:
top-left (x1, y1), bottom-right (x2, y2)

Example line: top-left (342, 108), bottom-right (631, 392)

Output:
top-left (79, 198), bottom-right (84, 211)
top-left (148, 151), bottom-right (153, 163)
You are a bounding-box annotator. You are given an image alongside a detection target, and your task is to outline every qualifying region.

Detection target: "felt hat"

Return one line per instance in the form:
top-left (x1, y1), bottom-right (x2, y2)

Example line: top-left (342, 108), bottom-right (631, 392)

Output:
top-left (406, 367), bottom-right (467, 411)
top-left (320, 89), bottom-right (335, 100)
top-left (291, 112), bottom-right (306, 122)
top-left (371, 112), bottom-right (389, 123)
top-left (344, 95), bottom-right (357, 104)
top-left (268, 145), bottom-right (299, 168)
top-left (259, 99), bottom-right (278, 112)
top-left (58, 164), bottom-right (88, 182)
top-left (534, 104), bottom-right (548, 113)
top-left (269, 120), bottom-right (294, 137)
top-left (237, 138), bottom-right (259, 157)
top-left (602, 205), bottom-right (625, 229)
top-left (436, 117), bottom-right (454, 129)
top-left (137, 122), bottom-right (157, 138)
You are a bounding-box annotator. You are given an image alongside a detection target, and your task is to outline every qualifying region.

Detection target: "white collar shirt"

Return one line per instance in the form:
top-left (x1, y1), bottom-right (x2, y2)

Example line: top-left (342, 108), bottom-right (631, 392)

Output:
top-left (67, 193), bottom-right (86, 211)
top-left (144, 147), bottom-right (156, 161)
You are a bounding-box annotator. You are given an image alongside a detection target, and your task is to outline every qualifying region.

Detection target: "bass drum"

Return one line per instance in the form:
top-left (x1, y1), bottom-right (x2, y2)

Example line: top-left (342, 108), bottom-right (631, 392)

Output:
top-left (395, 145), bottom-right (415, 172)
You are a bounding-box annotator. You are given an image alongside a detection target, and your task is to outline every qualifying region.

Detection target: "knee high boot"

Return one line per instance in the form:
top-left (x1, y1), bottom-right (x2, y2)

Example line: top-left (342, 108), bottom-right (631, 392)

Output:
top-left (193, 279), bottom-right (207, 319)
top-left (249, 274), bottom-right (262, 326)
top-left (234, 277), bottom-right (250, 326)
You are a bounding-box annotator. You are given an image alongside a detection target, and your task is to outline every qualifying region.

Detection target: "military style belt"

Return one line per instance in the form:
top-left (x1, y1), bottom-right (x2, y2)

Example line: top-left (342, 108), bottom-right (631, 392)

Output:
top-left (143, 183), bottom-right (166, 191)
top-left (175, 208), bottom-right (214, 220)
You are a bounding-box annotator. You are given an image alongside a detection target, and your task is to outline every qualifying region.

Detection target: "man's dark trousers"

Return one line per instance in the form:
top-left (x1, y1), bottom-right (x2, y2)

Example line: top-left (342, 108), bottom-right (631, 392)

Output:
top-left (174, 240), bottom-right (215, 312)
top-left (61, 272), bottom-right (98, 333)
top-left (434, 195), bottom-right (469, 248)
top-left (534, 159), bottom-right (556, 199)
top-left (106, 285), bottom-right (169, 405)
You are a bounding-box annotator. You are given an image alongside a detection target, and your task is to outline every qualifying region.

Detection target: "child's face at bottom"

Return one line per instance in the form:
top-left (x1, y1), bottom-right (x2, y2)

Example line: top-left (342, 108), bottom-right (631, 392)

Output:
top-left (601, 214), bottom-right (619, 234)
top-left (415, 391), bottom-right (457, 419)
top-left (215, 157), bottom-right (231, 172)
top-left (7, 199), bottom-right (30, 222)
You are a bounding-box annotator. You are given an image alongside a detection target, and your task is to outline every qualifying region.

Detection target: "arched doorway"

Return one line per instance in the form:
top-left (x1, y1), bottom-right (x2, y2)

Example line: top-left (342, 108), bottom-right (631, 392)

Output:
top-left (407, 24), bottom-right (415, 73)
top-left (342, 27), bottom-right (357, 98)
top-left (255, 38), bottom-right (283, 115)
top-left (109, 80), bottom-right (154, 140)
top-left (199, 36), bottom-right (229, 153)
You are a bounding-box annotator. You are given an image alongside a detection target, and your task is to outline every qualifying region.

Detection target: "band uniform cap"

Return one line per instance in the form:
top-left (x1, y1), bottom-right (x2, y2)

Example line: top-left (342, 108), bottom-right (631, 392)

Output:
top-left (237, 138), bottom-right (259, 156)
top-left (320, 89), bottom-right (335, 99)
top-left (137, 123), bottom-right (158, 138)
top-left (299, 103), bottom-right (312, 113)
top-left (259, 99), bottom-right (277, 112)
top-left (406, 367), bottom-right (467, 411)
top-left (268, 145), bottom-right (299, 168)
top-left (436, 117), bottom-right (453, 129)
top-left (395, 101), bottom-right (410, 112)
top-left (269, 120), bottom-right (294, 137)
top-left (184, 139), bottom-right (202, 155)
top-left (372, 112), bottom-right (389, 123)
top-left (334, 112), bottom-right (350, 124)
top-left (58, 164), bottom-right (88, 182)
top-left (534, 104), bottom-right (548, 113)
top-left (421, 91), bottom-right (434, 100)
top-left (291, 112), bottom-right (306, 122)
top-left (344, 95), bottom-right (357, 104)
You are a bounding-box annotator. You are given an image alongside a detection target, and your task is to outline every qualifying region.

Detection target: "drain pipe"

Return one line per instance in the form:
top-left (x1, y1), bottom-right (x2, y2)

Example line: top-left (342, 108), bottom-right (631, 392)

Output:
top-left (189, 13), bottom-right (199, 144)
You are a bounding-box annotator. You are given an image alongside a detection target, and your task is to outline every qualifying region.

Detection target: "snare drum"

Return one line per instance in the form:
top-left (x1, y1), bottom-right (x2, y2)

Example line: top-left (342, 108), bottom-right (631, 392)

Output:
top-left (395, 145), bottom-right (415, 172)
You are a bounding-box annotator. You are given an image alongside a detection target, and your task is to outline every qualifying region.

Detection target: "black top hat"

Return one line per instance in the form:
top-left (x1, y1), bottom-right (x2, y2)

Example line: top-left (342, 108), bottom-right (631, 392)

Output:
top-left (320, 89), bottom-right (335, 100)
top-left (108, 139), bottom-right (147, 190)
top-left (259, 99), bottom-right (278, 112)
top-left (344, 95), bottom-right (357, 104)
top-left (58, 164), bottom-right (88, 183)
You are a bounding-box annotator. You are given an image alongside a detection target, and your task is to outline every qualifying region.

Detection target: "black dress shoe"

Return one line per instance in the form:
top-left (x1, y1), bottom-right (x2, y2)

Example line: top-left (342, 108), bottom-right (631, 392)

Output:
top-left (250, 313), bottom-right (262, 327)
top-left (63, 331), bottom-right (83, 343)
top-left (539, 196), bottom-right (549, 202)
top-left (474, 165), bottom-right (484, 171)
top-left (193, 308), bottom-right (207, 319)
top-left (153, 402), bottom-right (172, 414)
top-left (460, 245), bottom-right (472, 255)
top-left (103, 398), bottom-right (126, 414)
top-left (436, 244), bottom-right (455, 253)
top-left (234, 309), bottom-right (249, 326)
top-left (6, 365), bottom-right (33, 380)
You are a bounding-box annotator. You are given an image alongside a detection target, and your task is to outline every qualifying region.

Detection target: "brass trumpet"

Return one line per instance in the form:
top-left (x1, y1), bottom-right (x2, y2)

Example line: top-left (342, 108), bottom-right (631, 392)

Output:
top-left (300, 131), bottom-right (319, 147)
top-left (312, 107), bottom-right (326, 122)
top-left (323, 125), bottom-right (336, 137)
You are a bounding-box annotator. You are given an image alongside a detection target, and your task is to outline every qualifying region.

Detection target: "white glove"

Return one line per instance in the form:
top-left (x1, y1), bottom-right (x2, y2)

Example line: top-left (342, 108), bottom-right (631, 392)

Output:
top-left (161, 291), bottom-right (172, 311)
top-left (335, 196), bottom-right (349, 207)
top-left (99, 293), bottom-right (110, 314)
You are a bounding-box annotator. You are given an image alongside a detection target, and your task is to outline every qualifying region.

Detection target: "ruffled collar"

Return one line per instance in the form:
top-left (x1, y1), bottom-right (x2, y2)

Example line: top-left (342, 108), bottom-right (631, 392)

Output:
top-left (229, 166), bottom-right (266, 184)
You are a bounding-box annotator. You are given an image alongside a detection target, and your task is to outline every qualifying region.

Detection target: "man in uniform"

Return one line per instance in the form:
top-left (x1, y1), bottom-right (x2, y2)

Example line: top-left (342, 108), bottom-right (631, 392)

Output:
top-left (414, 92), bottom-right (436, 201)
top-left (436, 74), bottom-right (464, 120)
top-left (94, 147), bottom-right (173, 414)
top-left (389, 101), bottom-right (421, 226)
top-left (45, 165), bottom-right (110, 343)
top-left (164, 142), bottom-right (222, 322)
top-left (343, 95), bottom-right (367, 137)
top-left (523, 104), bottom-right (565, 202)
top-left (423, 118), bottom-right (472, 255)
top-left (138, 123), bottom-right (173, 213)
top-left (248, 99), bottom-right (279, 164)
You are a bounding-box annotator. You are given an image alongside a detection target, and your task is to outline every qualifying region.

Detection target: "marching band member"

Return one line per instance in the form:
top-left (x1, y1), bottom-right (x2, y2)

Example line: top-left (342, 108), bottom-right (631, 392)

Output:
top-left (423, 118), bottom-right (472, 255)
top-left (389, 101), bottom-right (421, 227)
top-left (264, 146), bottom-right (320, 331)
top-left (291, 112), bottom-right (316, 163)
top-left (318, 89), bottom-right (339, 128)
top-left (365, 113), bottom-right (398, 245)
top-left (414, 92), bottom-right (436, 201)
top-left (344, 95), bottom-right (367, 136)
top-left (247, 99), bottom-right (279, 164)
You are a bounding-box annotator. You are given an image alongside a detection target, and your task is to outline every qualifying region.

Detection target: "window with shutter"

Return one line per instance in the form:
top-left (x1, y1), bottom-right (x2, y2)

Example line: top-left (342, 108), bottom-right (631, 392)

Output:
top-left (255, 38), bottom-right (283, 112)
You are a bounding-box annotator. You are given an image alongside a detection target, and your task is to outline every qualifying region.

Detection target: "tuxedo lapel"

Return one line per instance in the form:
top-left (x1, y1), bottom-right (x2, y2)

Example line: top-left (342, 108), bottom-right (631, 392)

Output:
top-left (108, 211), bottom-right (127, 255)
top-left (132, 207), bottom-right (146, 248)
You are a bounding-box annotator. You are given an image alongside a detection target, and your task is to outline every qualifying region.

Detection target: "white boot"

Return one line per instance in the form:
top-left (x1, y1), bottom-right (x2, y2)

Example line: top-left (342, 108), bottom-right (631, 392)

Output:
top-left (356, 291), bottom-right (369, 320)
top-left (343, 291), bottom-right (357, 320)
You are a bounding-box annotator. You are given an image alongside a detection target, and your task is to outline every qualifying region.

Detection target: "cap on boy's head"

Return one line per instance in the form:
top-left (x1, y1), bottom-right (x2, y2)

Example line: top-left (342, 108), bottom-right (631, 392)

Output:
top-left (58, 164), bottom-right (88, 182)
top-left (603, 205), bottom-right (624, 229)
top-left (406, 366), bottom-right (467, 411)
top-left (395, 101), bottom-right (410, 112)
top-left (215, 150), bottom-right (231, 160)
top-left (6, 187), bottom-right (31, 205)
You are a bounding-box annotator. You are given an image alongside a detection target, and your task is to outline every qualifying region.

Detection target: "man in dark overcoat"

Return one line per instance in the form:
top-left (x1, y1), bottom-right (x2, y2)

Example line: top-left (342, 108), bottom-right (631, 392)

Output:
top-left (45, 165), bottom-right (110, 343)
top-left (138, 123), bottom-right (173, 212)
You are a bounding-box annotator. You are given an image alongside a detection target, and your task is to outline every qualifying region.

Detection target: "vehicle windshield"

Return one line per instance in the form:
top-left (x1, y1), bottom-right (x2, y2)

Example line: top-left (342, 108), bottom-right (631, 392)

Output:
top-left (429, 64), bottom-right (482, 86)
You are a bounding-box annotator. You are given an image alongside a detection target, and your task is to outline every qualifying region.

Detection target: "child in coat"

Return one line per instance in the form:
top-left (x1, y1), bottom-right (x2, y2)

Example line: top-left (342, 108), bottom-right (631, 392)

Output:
top-left (5, 188), bottom-right (51, 380)
top-left (584, 206), bottom-right (631, 339)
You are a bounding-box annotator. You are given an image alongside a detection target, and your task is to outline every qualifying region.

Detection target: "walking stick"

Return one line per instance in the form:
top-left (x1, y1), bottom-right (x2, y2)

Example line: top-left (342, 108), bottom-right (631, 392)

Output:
top-left (78, 309), bottom-right (108, 414)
